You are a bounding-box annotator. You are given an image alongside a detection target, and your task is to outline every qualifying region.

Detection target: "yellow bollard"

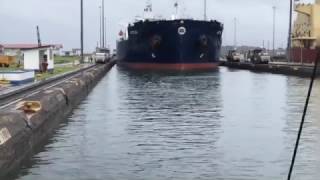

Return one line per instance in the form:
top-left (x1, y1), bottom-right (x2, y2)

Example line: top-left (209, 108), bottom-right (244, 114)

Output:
top-left (18, 101), bottom-right (42, 114)
top-left (0, 79), bottom-right (10, 84)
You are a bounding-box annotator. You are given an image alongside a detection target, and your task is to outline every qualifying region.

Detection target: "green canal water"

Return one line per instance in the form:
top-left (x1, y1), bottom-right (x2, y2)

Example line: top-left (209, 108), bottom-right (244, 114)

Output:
top-left (7, 67), bottom-right (320, 180)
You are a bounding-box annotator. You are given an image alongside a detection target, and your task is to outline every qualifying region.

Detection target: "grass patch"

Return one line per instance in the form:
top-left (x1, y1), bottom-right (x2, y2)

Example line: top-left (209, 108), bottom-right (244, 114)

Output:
top-left (0, 66), bottom-right (23, 71)
top-left (54, 56), bottom-right (79, 64)
top-left (36, 65), bottom-right (80, 81)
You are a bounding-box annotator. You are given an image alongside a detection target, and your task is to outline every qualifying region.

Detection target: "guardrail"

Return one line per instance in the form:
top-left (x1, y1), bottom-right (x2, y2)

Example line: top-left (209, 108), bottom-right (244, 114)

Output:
top-left (0, 64), bottom-right (96, 105)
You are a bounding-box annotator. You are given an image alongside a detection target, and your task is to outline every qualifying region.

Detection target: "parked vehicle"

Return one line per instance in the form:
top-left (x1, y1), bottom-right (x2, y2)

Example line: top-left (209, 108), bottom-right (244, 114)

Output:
top-left (226, 50), bottom-right (244, 62)
top-left (247, 49), bottom-right (270, 64)
top-left (94, 48), bottom-right (110, 64)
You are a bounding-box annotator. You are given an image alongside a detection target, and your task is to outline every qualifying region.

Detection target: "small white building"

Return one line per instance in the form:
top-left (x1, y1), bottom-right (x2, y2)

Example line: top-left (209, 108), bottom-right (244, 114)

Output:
top-left (22, 46), bottom-right (54, 72)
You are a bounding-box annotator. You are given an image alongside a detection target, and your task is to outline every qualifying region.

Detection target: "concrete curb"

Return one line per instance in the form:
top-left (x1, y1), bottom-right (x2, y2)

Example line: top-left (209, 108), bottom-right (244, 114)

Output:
top-left (0, 61), bottom-right (115, 177)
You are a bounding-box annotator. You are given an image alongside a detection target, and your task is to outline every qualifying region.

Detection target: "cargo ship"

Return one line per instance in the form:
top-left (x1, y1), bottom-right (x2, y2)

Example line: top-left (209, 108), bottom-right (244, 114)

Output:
top-left (116, 1), bottom-right (223, 71)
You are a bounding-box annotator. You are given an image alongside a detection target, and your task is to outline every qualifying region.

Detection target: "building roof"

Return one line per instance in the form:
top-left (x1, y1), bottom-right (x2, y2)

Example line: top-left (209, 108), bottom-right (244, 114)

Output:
top-left (1, 44), bottom-right (63, 49)
top-left (21, 45), bottom-right (54, 51)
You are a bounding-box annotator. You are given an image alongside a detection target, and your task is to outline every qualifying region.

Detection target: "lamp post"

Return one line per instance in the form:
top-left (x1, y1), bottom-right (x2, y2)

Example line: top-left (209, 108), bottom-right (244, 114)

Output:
top-left (102, 0), bottom-right (105, 48)
top-left (273, 6), bottom-right (276, 57)
top-left (234, 18), bottom-right (237, 50)
top-left (287, 0), bottom-right (293, 63)
top-left (104, 17), bottom-right (107, 48)
top-left (204, 0), bottom-right (207, 20)
top-left (80, 0), bottom-right (84, 64)
top-left (99, 6), bottom-right (102, 48)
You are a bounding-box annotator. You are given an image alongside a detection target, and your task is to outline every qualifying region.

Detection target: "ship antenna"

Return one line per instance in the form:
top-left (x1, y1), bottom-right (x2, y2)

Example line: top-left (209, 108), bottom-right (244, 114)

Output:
top-left (146, 0), bottom-right (152, 12)
top-left (144, 0), bottom-right (153, 19)
top-left (174, 1), bottom-right (179, 17)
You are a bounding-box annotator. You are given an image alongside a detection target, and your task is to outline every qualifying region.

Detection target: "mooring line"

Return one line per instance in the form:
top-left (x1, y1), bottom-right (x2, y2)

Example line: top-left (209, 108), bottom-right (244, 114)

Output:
top-left (287, 49), bottom-right (320, 180)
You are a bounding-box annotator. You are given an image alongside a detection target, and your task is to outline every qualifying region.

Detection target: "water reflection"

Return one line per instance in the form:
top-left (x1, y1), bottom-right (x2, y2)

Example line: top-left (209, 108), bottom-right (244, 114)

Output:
top-left (7, 67), bottom-right (320, 180)
top-left (110, 68), bottom-right (224, 179)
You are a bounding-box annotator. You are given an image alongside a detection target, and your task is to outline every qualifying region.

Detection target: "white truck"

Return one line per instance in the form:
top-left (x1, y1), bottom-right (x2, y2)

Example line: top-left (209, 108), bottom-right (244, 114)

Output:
top-left (227, 50), bottom-right (245, 62)
top-left (247, 49), bottom-right (271, 64)
top-left (94, 48), bottom-right (110, 64)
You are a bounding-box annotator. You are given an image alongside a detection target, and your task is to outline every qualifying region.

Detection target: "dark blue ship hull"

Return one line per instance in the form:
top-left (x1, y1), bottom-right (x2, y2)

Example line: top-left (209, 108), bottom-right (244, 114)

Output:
top-left (117, 19), bottom-right (223, 70)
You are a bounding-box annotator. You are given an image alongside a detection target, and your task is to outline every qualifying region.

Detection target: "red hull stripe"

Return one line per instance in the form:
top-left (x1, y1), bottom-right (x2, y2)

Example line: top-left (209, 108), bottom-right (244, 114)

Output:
top-left (118, 63), bottom-right (219, 71)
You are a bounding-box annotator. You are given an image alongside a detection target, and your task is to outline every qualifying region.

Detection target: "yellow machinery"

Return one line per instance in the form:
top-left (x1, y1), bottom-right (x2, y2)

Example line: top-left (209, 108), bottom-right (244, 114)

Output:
top-left (0, 56), bottom-right (16, 67)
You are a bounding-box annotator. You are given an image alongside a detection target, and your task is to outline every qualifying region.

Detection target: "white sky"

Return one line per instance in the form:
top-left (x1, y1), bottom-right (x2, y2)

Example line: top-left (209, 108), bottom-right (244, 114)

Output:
top-left (0, 0), bottom-right (315, 52)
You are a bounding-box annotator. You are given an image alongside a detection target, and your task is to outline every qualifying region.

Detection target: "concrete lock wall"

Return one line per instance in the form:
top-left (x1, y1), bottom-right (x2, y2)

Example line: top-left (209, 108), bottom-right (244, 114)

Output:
top-left (220, 61), bottom-right (320, 77)
top-left (0, 62), bottom-right (114, 177)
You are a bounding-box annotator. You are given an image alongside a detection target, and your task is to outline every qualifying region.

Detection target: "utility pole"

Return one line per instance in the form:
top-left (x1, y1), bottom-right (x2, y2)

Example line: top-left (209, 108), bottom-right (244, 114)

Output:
top-left (104, 17), bottom-right (107, 48)
top-left (234, 18), bottom-right (237, 49)
top-left (80, 0), bottom-right (84, 63)
top-left (273, 6), bottom-right (276, 57)
top-left (36, 26), bottom-right (42, 47)
top-left (99, 6), bottom-right (102, 48)
top-left (287, 0), bottom-right (293, 62)
top-left (204, 0), bottom-right (207, 20)
top-left (102, 0), bottom-right (105, 48)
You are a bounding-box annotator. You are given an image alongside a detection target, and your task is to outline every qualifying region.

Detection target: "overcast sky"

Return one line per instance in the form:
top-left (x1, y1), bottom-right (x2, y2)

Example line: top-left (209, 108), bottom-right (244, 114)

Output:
top-left (0, 0), bottom-right (315, 52)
